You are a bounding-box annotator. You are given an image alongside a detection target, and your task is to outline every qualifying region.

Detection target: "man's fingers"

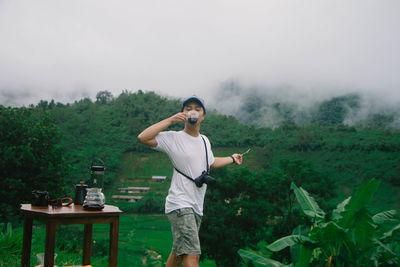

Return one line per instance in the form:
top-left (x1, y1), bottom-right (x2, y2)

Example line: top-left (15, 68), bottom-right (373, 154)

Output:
top-left (232, 154), bottom-right (243, 165)
top-left (179, 112), bottom-right (188, 120)
top-left (171, 112), bottom-right (187, 123)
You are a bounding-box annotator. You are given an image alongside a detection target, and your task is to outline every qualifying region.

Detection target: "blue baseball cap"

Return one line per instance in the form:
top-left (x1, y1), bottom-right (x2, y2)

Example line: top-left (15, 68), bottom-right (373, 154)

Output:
top-left (181, 95), bottom-right (206, 114)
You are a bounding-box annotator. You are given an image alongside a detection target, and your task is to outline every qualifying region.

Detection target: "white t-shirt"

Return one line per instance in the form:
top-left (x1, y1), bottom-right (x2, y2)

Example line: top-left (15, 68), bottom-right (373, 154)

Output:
top-left (155, 130), bottom-right (215, 216)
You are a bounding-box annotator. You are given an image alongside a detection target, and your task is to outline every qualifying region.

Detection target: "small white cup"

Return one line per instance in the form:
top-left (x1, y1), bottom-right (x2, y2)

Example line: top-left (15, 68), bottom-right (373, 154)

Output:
top-left (187, 110), bottom-right (199, 124)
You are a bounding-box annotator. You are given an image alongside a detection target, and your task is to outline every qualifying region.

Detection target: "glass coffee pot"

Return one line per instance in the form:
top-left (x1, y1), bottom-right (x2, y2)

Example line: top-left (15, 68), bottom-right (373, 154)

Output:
top-left (83, 159), bottom-right (105, 210)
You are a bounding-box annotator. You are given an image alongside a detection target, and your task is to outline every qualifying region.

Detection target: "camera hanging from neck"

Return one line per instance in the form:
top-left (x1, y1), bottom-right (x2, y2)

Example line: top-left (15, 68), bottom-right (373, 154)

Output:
top-left (174, 135), bottom-right (214, 187)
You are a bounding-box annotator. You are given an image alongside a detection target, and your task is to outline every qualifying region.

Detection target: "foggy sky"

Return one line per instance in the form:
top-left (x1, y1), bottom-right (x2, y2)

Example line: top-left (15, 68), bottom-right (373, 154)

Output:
top-left (0, 0), bottom-right (399, 108)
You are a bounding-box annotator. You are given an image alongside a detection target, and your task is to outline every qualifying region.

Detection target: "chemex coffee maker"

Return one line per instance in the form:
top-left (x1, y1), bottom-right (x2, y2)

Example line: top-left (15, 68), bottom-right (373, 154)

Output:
top-left (83, 159), bottom-right (105, 210)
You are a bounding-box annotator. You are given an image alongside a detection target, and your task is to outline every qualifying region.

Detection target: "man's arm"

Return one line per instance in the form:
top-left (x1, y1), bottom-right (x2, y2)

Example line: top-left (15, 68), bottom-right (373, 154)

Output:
top-left (211, 153), bottom-right (242, 169)
top-left (137, 112), bottom-right (187, 148)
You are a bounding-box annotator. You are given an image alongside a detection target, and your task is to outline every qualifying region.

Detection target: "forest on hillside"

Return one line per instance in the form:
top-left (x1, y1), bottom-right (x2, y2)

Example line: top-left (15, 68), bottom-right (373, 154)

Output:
top-left (1, 90), bottom-right (399, 265)
top-left (213, 81), bottom-right (400, 129)
top-left (1, 90), bottom-right (400, 220)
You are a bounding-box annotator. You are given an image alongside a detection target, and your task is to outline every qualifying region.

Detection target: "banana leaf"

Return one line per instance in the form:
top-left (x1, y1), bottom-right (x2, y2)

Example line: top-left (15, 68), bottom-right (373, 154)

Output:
top-left (332, 196), bottom-right (351, 222)
top-left (295, 245), bottom-right (313, 267)
top-left (372, 210), bottom-right (397, 225)
top-left (238, 249), bottom-right (290, 267)
top-left (312, 221), bottom-right (346, 245)
top-left (267, 235), bottom-right (315, 252)
top-left (373, 239), bottom-right (398, 257)
top-left (338, 179), bottom-right (380, 228)
top-left (290, 183), bottom-right (325, 220)
top-left (353, 208), bottom-right (376, 250)
top-left (381, 223), bottom-right (400, 240)
top-left (290, 225), bottom-right (309, 263)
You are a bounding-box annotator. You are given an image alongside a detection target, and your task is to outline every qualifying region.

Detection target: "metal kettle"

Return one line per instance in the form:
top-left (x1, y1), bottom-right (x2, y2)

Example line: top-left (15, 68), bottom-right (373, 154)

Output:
top-left (74, 181), bottom-right (88, 205)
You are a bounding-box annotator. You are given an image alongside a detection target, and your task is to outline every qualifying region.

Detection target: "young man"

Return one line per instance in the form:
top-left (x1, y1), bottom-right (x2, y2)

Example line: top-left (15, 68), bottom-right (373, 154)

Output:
top-left (138, 95), bottom-right (243, 267)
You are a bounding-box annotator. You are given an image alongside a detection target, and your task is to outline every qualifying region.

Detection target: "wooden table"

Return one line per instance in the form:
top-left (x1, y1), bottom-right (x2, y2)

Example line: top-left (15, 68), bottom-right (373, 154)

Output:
top-left (20, 204), bottom-right (123, 267)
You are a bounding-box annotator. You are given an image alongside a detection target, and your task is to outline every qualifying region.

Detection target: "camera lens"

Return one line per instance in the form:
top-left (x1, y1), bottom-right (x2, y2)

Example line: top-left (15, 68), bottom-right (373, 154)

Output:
top-left (194, 176), bottom-right (204, 187)
top-left (203, 175), bottom-right (216, 186)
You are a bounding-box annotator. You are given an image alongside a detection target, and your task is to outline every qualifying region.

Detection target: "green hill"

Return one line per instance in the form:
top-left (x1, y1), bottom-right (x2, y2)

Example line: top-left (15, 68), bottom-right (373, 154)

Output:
top-left (1, 90), bottom-right (399, 220)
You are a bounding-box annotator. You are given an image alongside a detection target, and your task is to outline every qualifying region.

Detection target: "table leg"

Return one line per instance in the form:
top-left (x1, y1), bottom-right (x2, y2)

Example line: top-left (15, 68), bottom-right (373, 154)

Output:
top-left (21, 216), bottom-right (33, 267)
top-left (44, 220), bottom-right (56, 267)
top-left (83, 224), bottom-right (93, 265)
top-left (109, 217), bottom-right (120, 267)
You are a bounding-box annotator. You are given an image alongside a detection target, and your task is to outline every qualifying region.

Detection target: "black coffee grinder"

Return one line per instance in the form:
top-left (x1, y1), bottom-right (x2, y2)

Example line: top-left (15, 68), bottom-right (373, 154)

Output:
top-left (83, 159), bottom-right (106, 210)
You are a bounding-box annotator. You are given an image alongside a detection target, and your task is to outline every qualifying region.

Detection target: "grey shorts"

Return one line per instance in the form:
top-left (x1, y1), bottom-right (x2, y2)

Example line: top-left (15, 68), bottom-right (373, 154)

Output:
top-left (167, 208), bottom-right (202, 256)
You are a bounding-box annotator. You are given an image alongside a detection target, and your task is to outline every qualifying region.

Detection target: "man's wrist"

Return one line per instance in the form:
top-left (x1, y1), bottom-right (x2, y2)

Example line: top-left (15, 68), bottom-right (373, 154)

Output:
top-left (166, 117), bottom-right (175, 125)
top-left (230, 155), bottom-right (236, 164)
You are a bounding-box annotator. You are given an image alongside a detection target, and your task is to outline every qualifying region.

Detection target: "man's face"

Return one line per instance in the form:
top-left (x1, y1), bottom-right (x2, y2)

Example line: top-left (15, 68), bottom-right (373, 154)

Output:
top-left (183, 101), bottom-right (205, 124)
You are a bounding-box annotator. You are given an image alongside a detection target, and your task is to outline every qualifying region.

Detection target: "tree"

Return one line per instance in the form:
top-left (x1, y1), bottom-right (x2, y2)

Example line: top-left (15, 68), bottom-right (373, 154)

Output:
top-left (200, 167), bottom-right (276, 267)
top-left (96, 90), bottom-right (114, 104)
top-left (313, 94), bottom-right (360, 127)
top-left (0, 107), bottom-right (70, 222)
top-left (294, 130), bottom-right (314, 151)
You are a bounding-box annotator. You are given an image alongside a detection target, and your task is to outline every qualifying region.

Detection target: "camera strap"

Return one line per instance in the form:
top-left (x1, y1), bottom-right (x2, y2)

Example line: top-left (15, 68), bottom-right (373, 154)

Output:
top-left (174, 135), bottom-right (209, 183)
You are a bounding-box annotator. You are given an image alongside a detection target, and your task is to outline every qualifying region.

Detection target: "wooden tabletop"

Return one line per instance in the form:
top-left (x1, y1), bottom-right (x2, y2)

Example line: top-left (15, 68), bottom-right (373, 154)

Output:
top-left (20, 204), bottom-right (123, 218)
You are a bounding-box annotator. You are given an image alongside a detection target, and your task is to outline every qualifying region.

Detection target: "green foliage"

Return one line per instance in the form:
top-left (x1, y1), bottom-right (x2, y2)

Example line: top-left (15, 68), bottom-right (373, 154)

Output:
top-left (200, 167), bottom-right (276, 267)
top-left (239, 179), bottom-right (400, 267)
top-left (202, 113), bottom-right (259, 147)
top-left (275, 159), bottom-right (335, 206)
top-left (366, 113), bottom-right (395, 129)
top-left (55, 225), bottom-right (83, 254)
top-left (0, 223), bottom-right (21, 264)
top-left (0, 106), bottom-right (70, 222)
top-left (199, 161), bottom-right (334, 267)
top-left (130, 192), bottom-right (166, 213)
top-left (96, 90), bottom-right (114, 104)
top-left (290, 183), bottom-right (325, 221)
top-left (239, 249), bottom-right (289, 267)
top-left (313, 94), bottom-right (360, 127)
